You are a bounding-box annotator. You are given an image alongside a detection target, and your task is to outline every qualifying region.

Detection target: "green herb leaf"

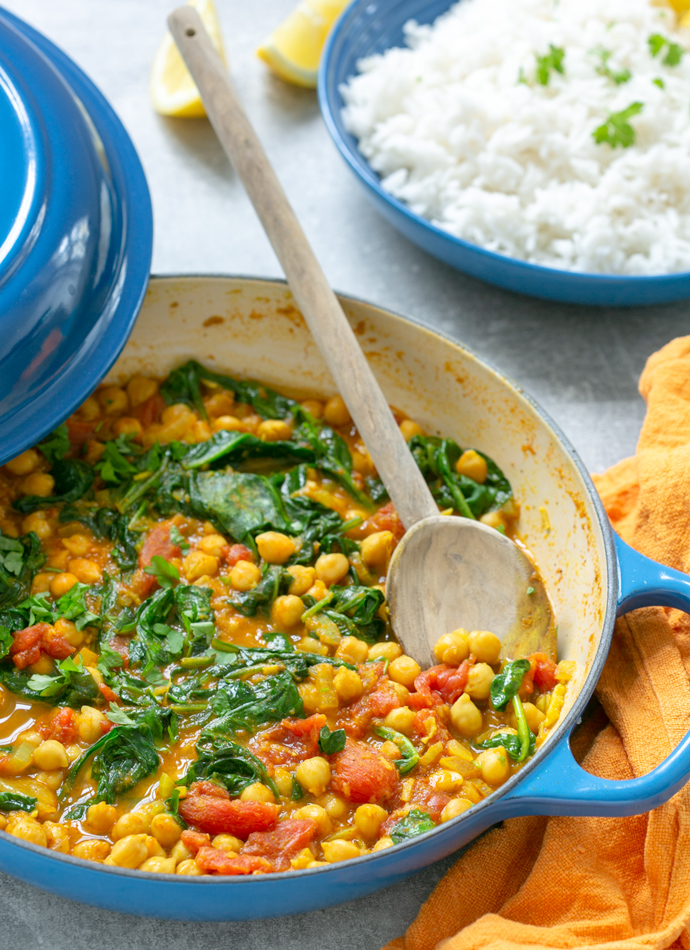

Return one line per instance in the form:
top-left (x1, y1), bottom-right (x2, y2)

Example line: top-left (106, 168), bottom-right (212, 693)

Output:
top-left (648, 33), bottom-right (684, 66)
top-left (535, 44), bottom-right (565, 85)
top-left (37, 425), bottom-right (71, 465)
top-left (319, 725), bottom-right (346, 755)
top-left (390, 809), bottom-right (436, 844)
top-left (169, 525), bottom-right (190, 554)
top-left (592, 102), bottom-right (643, 148)
top-left (590, 46), bottom-right (631, 84)
top-left (143, 556), bottom-right (180, 590)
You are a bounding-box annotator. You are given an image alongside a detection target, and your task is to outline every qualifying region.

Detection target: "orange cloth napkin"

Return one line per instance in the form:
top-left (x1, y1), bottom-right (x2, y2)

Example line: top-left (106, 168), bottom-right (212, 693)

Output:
top-left (384, 336), bottom-right (690, 950)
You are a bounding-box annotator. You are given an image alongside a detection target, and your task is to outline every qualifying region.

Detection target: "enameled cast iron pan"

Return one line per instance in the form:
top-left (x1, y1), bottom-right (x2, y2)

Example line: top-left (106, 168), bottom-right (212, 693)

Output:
top-left (2, 275), bottom-right (690, 920)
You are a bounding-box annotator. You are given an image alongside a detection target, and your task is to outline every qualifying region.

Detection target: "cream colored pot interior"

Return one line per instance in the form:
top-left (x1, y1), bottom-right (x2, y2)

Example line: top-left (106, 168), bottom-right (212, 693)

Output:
top-left (106, 276), bottom-right (608, 740)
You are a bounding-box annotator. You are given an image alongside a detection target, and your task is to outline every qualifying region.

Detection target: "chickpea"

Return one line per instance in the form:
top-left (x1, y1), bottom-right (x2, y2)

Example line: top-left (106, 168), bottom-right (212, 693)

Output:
top-left (301, 399), bottom-right (323, 418)
top-left (257, 419), bottom-right (293, 442)
top-left (384, 707), bottom-right (416, 736)
top-left (44, 821), bottom-right (71, 853)
top-left (5, 448), bottom-right (40, 476)
top-left (50, 572), bottom-right (79, 598)
top-left (240, 782), bottom-right (275, 803)
top-left (112, 812), bottom-right (148, 840)
top-left (476, 746), bottom-right (511, 786)
top-left (204, 391), bottom-right (235, 418)
top-left (22, 513), bottom-right (53, 540)
top-left (54, 618), bottom-right (85, 649)
top-left (322, 839), bottom-right (360, 863)
top-left (60, 533), bottom-right (92, 557)
top-left (441, 799), bottom-right (474, 822)
top-left (372, 836), bottom-right (394, 852)
top-left (76, 395), bottom-right (99, 419)
top-left (399, 420), bottom-right (424, 441)
top-left (35, 770), bottom-right (64, 791)
top-left (170, 840), bottom-right (192, 866)
top-left (230, 560), bottom-right (261, 591)
top-left (84, 802), bottom-right (118, 835)
top-left (6, 814), bottom-right (47, 847)
top-left (76, 706), bottom-right (108, 744)
top-left (367, 642), bottom-right (402, 663)
top-left (98, 386), bottom-right (129, 416)
top-left (317, 793), bottom-right (348, 819)
top-left (352, 449), bottom-right (375, 476)
top-left (68, 558), bottom-right (102, 585)
top-left (354, 804), bottom-right (388, 840)
top-left (139, 856), bottom-right (176, 874)
top-left (450, 694), bottom-right (483, 738)
top-left (306, 580), bottom-right (329, 601)
top-left (295, 757), bottom-right (331, 797)
top-left (468, 630), bottom-right (501, 665)
top-left (108, 834), bottom-right (149, 868)
top-left (31, 572), bottom-right (53, 594)
top-left (33, 739), bottom-right (69, 771)
top-left (21, 472), bottom-right (54, 497)
top-left (126, 376), bottom-right (158, 407)
top-left (72, 839), bottom-right (111, 862)
top-left (336, 636), bottom-right (369, 664)
top-left (287, 565), bottom-right (316, 596)
top-left (198, 534), bottom-right (228, 558)
top-left (148, 812), bottom-right (182, 849)
top-left (323, 395), bottom-right (351, 427)
top-left (434, 629), bottom-right (470, 666)
top-left (360, 531), bottom-right (394, 572)
top-left (16, 729), bottom-right (43, 746)
top-left (380, 741), bottom-right (400, 759)
top-left (292, 804), bottom-right (333, 837)
top-left (333, 667), bottom-right (364, 703)
top-left (388, 655), bottom-right (421, 688)
top-left (296, 638), bottom-right (329, 658)
top-left (212, 415), bottom-right (242, 432)
top-left (480, 510), bottom-right (507, 532)
top-left (176, 859), bottom-right (202, 876)
top-left (271, 594), bottom-right (305, 629)
top-left (315, 553), bottom-right (350, 587)
top-left (273, 767), bottom-right (294, 798)
top-left (465, 662), bottom-right (495, 701)
top-left (113, 417), bottom-right (143, 438)
top-left (511, 702), bottom-right (545, 734)
top-left (182, 551), bottom-right (219, 581)
top-left (455, 449), bottom-right (488, 483)
top-left (212, 834), bottom-right (243, 854)
top-left (256, 531), bottom-right (295, 565)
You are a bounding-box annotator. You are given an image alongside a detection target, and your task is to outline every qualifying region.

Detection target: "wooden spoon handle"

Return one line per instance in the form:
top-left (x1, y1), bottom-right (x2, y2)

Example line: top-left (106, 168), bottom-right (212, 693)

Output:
top-left (168, 6), bottom-right (438, 529)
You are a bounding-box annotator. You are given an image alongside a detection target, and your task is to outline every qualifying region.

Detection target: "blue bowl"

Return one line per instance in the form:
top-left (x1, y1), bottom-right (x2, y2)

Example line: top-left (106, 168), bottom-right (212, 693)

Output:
top-left (319, 0), bottom-right (690, 306)
top-left (0, 8), bottom-right (152, 465)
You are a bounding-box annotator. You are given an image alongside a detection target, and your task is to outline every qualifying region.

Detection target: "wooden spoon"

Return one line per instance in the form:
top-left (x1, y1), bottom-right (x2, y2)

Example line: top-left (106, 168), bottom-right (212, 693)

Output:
top-left (167, 7), bottom-right (554, 670)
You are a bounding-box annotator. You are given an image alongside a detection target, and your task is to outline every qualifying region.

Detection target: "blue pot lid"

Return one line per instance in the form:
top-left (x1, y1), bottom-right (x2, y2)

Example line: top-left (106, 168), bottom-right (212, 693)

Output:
top-left (0, 8), bottom-right (153, 466)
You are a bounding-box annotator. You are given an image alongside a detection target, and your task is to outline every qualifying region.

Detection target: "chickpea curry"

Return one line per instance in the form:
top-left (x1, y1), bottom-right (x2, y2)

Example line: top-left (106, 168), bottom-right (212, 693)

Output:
top-left (0, 361), bottom-right (572, 876)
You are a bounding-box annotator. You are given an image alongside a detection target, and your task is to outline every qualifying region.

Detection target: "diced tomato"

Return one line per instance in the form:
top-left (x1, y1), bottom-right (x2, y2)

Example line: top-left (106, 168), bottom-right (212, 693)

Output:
top-left (180, 830), bottom-right (211, 855)
top-left (243, 819), bottom-right (318, 871)
top-left (178, 796), bottom-right (278, 837)
top-left (9, 623), bottom-right (74, 670)
top-left (132, 522), bottom-right (183, 598)
top-left (412, 662), bottom-right (470, 708)
top-left (195, 847), bottom-right (274, 876)
top-left (66, 417), bottom-right (98, 450)
top-left (410, 708), bottom-right (452, 748)
top-left (252, 714), bottom-right (326, 766)
top-left (340, 682), bottom-right (398, 738)
top-left (132, 393), bottom-right (166, 428)
top-left (188, 780), bottom-right (230, 800)
top-left (332, 739), bottom-right (400, 804)
top-left (363, 502), bottom-right (404, 542)
top-left (410, 784), bottom-right (451, 822)
top-left (530, 653), bottom-right (558, 692)
top-left (225, 544), bottom-right (253, 567)
top-left (39, 707), bottom-right (77, 744)
top-left (97, 683), bottom-right (120, 706)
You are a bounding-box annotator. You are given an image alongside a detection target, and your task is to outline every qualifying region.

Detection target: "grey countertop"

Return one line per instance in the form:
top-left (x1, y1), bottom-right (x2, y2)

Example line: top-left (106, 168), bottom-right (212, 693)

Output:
top-left (1, 1), bottom-right (688, 947)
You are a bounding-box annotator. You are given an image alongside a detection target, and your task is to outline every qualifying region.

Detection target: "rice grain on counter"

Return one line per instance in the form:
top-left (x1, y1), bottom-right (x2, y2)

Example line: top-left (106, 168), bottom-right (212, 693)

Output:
top-left (340, 0), bottom-right (690, 275)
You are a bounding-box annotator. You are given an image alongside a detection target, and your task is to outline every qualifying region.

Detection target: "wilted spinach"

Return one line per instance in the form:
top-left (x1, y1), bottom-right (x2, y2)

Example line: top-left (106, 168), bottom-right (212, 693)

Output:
top-left (390, 809), bottom-right (436, 844)
top-left (13, 459), bottom-right (93, 514)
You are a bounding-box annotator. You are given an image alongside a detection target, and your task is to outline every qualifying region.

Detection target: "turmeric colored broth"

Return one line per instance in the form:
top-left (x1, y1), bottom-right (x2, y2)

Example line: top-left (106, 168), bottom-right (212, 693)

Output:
top-left (0, 364), bottom-right (572, 875)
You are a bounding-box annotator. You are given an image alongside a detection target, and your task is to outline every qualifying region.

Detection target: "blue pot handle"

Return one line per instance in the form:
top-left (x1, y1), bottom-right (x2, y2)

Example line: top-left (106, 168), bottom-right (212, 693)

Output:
top-left (500, 532), bottom-right (690, 817)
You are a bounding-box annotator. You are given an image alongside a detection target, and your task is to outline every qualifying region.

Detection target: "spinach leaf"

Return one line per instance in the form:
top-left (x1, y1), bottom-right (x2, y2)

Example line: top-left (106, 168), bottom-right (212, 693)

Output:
top-left (375, 726), bottom-right (419, 774)
top-left (478, 723), bottom-right (536, 762)
top-left (302, 583), bottom-right (385, 643)
top-left (183, 731), bottom-right (279, 798)
top-left (319, 725), bottom-right (346, 755)
top-left (127, 587), bottom-right (177, 671)
top-left (390, 809), bottom-right (436, 844)
top-left (13, 459), bottom-right (94, 513)
top-left (175, 584), bottom-right (214, 654)
top-left (0, 627), bottom-right (12, 661)
top-left (0, 529), bottom-right (45, 608)
top-left (181, 430), bottom-right (313, 470)
top-left (227, 565), bottom-right (290, 617)
top-left (60, 506), bottom-right (140, 572)
top-left (0, 791), bottom-right (38, 812)
top-left (209, 636), bottom-right (353, 679)
top-left (490, 659), bottom-right (531, 711)
top-left (188, 470), bottom-right (288, 541)
top-left (37, 425), bottom-right (70, 465)
top-left (27, 655), bottom-right (101, 706)
top-left (208, 671), bottom-right (303, 732)
top-left (95, 435), bottom-right (141, 485)
top-left (64, 706), bottom-right (174, 810)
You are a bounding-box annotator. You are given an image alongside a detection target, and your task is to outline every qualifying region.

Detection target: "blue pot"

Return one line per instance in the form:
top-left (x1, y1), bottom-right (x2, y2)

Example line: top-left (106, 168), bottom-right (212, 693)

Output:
top-left (0, 8), bottom-right (152, 465)
top-left (318, 0), bottom-right (690, 307)
top-left (1, 275), bottom-right (688, 920)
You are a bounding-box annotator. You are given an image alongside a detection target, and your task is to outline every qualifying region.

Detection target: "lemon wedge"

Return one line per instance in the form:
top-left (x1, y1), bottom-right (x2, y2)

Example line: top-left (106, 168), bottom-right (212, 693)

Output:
top-left (257, 0), bottom-right (349, 89)
top-left (150, 0), bottom-right (225, 118)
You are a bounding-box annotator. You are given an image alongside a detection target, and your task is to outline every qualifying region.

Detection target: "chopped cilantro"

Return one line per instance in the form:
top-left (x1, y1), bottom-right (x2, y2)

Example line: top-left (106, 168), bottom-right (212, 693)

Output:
top-left (535, 44), bottom-right (565, 86)
top-left (648, 33), bottom-right (684, 67)
top-left (592, 102), bottom-right (643, 149)
top-left (590, 46), bottom-right (630, 85)
top-left (143, 555), bottom-right (180, 590)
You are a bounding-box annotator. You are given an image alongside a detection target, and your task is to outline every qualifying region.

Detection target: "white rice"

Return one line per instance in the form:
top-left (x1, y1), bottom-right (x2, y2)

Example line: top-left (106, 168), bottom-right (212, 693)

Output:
top-left (340, 0), bottom-right (690, 275)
